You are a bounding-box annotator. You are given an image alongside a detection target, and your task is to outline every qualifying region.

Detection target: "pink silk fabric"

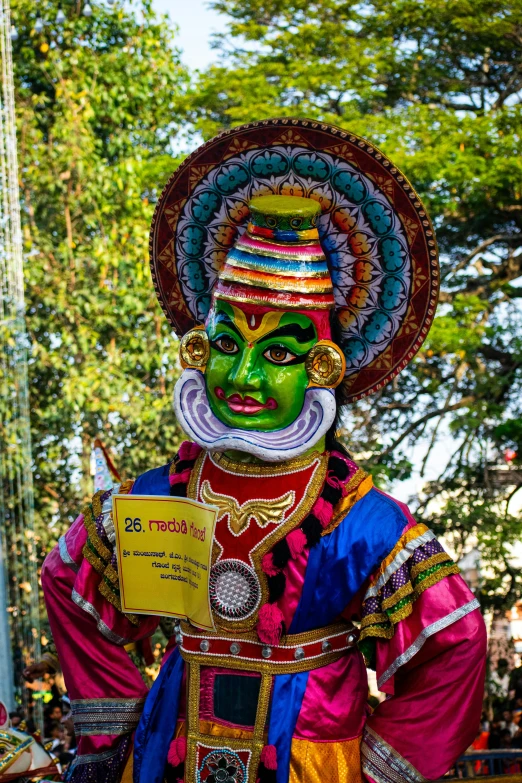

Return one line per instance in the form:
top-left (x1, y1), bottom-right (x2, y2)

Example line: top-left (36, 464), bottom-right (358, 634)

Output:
top-left (41, 514), bottom-right (157, 757)
top-left (42, 499), bottom-right (486, 781)
top-left (368, 605), bottom-right (486, 778)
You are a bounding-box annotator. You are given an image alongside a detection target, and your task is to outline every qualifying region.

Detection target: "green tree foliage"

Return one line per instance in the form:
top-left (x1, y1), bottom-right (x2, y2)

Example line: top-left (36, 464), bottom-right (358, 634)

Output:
top-left (12, 0), bottom-right (189, 552)
top-left (193, 0), bottom-right (522, 609)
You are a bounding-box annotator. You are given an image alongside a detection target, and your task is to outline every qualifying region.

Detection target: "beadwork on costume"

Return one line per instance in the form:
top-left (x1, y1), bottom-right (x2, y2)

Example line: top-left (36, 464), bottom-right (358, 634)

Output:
top-left (197, 748), bottom-right (246, 783)
top-left (209, 559), bottom-right (261, 620)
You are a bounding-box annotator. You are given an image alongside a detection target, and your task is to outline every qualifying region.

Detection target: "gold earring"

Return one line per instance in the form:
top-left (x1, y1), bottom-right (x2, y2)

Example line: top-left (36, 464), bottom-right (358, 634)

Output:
top-left (305, 340), bottom-right (346, 388)
top-left (179, 326), bottom-right (210, 371)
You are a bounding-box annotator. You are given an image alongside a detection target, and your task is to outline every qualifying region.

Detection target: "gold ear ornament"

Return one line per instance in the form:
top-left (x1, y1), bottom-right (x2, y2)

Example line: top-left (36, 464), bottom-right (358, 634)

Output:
top-left (179, 326), bottom-right (210, 371)
top-left (305, 341), bottom-right (346, 388)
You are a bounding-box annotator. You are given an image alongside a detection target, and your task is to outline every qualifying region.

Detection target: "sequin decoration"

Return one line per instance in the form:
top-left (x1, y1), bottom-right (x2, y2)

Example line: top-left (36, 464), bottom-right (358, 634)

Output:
top-left (209, 559), bottom-right (261, 621)
top-left (197, 749), bottom-right (247, 783)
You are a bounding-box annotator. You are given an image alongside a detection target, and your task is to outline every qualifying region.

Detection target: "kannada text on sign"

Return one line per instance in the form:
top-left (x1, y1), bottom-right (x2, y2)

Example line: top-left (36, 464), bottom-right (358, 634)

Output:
top-left (112, 495), bottom-right (218, 631)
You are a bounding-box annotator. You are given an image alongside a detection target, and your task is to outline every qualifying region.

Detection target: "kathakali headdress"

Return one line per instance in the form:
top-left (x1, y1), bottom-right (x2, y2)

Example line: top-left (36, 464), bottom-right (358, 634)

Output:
top-left (150, 118), bottom-right (438, 406)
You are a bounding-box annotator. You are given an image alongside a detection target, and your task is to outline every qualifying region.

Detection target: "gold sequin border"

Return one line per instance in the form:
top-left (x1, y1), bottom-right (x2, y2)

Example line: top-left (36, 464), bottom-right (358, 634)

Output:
top-left (208, 449), bottom-right (322, 477)
top-left (184, 660), bottom-right (275, 783)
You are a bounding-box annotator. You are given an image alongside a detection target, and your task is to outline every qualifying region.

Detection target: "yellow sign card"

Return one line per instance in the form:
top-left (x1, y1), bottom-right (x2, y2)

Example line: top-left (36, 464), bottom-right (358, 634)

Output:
top-left (112, 494), bottom-right (218, 631)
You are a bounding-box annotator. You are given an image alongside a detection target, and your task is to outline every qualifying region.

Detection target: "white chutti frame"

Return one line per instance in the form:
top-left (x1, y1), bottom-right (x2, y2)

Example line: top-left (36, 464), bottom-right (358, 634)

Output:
top-left (174, 369), bottom-right (336, 462)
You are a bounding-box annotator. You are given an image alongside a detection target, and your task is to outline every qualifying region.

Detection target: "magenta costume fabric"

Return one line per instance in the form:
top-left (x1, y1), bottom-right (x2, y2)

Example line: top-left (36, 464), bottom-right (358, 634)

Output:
top-left (41, 450), bottom-right (487, 783)
top-left (41, 512), bottom-right (157, 780)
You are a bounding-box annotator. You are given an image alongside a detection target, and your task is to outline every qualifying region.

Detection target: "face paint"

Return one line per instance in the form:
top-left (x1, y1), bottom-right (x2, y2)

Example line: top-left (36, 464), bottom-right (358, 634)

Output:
top-left (205, 300), bottom-right (318, 431)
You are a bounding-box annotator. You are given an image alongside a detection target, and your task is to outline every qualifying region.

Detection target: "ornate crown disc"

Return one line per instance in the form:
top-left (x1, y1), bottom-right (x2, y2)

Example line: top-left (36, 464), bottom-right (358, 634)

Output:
top-left (150, 118), bottom-right (439, 403)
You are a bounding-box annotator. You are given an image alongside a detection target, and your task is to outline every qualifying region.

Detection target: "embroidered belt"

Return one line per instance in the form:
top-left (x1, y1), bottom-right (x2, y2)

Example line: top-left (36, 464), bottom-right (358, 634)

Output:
top-left (180, 620), bottom-right (358, 783)
top-left (179, 620), bottom-right (358, 674)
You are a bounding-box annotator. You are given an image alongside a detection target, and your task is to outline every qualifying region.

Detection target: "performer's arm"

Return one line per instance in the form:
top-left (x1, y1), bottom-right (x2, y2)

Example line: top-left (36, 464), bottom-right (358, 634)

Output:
top-left (360, 570), bottom-right (486, 782)
top-left (41, 506), bottom-right (158, 779)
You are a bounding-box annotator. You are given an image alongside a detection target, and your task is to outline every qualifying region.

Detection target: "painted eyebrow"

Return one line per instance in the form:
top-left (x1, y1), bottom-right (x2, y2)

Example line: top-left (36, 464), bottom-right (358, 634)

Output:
top-left (258, 323), bottom-right (316, 344)
top-left (211, 312), bottom-right (243, 341)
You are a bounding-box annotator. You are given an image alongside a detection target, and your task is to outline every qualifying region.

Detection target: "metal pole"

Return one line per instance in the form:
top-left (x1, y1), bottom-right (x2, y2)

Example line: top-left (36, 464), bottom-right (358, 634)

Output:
top-left (0, 535), bottom-right (14, 709)
top-left (0, 0), bottom-right (41, 721)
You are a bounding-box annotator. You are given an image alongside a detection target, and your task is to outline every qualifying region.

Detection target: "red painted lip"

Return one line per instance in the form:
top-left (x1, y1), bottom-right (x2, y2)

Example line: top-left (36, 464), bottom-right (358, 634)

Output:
top-left (215, 387), bottom-right (278, 415)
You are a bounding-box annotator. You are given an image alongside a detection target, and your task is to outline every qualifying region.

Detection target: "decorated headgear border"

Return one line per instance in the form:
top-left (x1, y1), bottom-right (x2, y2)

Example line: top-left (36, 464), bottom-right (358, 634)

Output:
top-left (149, 118), bottom-right (439, 404)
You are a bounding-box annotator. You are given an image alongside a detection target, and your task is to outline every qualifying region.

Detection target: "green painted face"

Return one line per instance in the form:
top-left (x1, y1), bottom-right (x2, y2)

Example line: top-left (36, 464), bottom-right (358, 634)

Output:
top-left (205, 301), bottom-right (317, 431)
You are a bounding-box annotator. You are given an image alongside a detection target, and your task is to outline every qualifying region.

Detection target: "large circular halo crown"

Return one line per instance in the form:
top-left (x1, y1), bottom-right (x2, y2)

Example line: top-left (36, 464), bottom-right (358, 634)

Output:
top-left (150, 118), bottom-right (439, 404)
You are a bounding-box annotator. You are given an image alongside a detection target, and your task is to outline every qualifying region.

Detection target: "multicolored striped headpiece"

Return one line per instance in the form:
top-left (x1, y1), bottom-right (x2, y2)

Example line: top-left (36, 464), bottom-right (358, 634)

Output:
top-left (213, 195), bottom-right (335, 311)
top-left (150, 118), bottom-right (440, 403)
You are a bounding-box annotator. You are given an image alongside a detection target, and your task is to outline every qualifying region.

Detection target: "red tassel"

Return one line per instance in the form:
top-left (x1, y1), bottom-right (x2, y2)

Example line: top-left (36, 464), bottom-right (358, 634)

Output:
top-left (286, 529), bottom-right (307, 559)
top-left (257, 603), bottom-right (284, 646)
top-left (178, 441), bottom-right (202, 462)
top-left (312, 496), bottom-right (333, 528)
top-left (261, 552), bottom-right (281, 577)
top-left (260, 744), bottom-right (278, 770)
top-left (169, 469), bottom-right (191, 486)
top-left (167, 736), bottom-right (187, 767)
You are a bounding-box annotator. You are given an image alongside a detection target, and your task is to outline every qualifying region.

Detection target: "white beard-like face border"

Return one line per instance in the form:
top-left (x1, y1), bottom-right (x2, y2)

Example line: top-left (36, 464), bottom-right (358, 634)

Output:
top-left (173, 369), bottom-right (336, 462)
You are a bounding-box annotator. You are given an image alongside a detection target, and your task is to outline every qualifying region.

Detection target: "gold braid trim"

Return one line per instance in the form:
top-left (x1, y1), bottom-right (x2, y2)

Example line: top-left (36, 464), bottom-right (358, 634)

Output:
top-left (381, 580), bottom-right (414, 611)
top-left (359, 562), bottom-right (461, 641)
top-left (361, 612), bottom-right (389, 629)
top-left (410, 551), bottom-right (453, 580)
top-left (82, 480), bottom-right (140, 627)
top-left (83, 502), bottom-right (112, 562)
top-left (414, 563), bottom-right (460, 595)
top-left (91, 490), bottom-right (103, 519)
top-left (83, 541), bottom-right (108, 575)
top-left (387, 599), bottom-right (414, 625)
top-left (104, 563), bottom-right (120, 586)
top-left (360, 623), bottom-right (395, 641)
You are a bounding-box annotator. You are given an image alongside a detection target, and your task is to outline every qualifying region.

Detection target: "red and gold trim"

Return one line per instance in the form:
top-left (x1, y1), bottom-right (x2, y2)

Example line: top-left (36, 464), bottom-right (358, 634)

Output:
top-left (178, 620), bottom-right (358, 674)
top-left (214, 282), bottom-right (335, 310)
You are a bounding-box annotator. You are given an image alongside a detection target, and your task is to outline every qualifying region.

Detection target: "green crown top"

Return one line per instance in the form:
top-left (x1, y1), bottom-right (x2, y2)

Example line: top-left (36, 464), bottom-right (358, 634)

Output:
top-left (249, 195), bottom-right (321, 232)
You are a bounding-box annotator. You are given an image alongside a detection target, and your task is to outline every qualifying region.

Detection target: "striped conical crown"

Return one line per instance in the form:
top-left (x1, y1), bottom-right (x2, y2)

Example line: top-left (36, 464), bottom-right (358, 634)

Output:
top-left (213, 195), bottom-right (335, 310)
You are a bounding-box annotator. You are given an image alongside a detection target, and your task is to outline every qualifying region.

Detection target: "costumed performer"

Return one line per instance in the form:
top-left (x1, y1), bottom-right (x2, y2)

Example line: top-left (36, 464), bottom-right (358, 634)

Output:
top-left (41, 119), bottom-right (487, 783)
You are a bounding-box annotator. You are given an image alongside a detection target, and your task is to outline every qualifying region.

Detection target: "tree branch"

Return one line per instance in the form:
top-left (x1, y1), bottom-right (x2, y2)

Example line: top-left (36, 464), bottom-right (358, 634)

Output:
top-left (444, 234), bottom-right (519, 280)
top-left (377, 396), bottom-right (476, 461)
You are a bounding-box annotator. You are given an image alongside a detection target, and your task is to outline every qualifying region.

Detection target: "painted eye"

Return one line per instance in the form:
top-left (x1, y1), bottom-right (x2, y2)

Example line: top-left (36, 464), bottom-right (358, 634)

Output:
top-left (263, 346), bottom-right (297, 365)
top-left (213, 336), bottom-right (239, 354)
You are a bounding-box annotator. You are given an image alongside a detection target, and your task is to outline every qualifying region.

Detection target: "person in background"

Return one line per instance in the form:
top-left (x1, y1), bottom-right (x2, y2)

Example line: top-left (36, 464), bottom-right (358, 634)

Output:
top-left (489, 715), bottom-right (503, 749)
top-left (8, 710), bottom-right (23, 728)
top-left (44, 703), bottom-right (62, 739)
top-left (490, 658), bottom-right (511, 713)
top-left (510, 663), bottom-right (522, 706)
top-left (45, 720), bottom-right (66, 754)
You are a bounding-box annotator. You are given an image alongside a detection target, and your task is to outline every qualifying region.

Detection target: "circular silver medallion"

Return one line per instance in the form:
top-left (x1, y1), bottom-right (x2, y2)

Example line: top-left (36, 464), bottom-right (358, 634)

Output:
top-left (209, 559), bottom-right (261, 621)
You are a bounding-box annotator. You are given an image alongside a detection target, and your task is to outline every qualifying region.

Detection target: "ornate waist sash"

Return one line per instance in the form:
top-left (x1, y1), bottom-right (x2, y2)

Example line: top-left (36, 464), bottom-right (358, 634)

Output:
top-left (178, 619), bottom-right (358, 673)
top-left (178, 620), bottom-right (359, 782)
